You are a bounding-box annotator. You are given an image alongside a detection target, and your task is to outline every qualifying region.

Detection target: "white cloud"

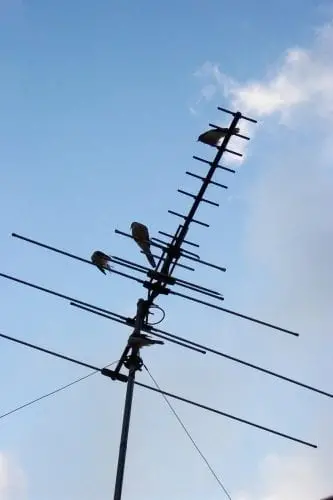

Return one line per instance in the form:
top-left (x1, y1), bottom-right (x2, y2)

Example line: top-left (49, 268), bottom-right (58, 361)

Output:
top-left (193, 20), bottom-right (333, 327)
top-left (194, 22), bottom-right (333, 123)
top-left (193, 17), bottom-right (333, 500)
top-left (0, 452), bottom-right (26, 500)
top-left (191, 62), bottom-right (256, 165)
top-left (235, 451), bottom-right (333, 500)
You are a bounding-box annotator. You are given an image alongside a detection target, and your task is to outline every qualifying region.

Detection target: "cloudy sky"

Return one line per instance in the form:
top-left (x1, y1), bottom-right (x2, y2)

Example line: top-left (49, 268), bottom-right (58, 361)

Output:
top-left (0, 1), bottom-right (332, 499)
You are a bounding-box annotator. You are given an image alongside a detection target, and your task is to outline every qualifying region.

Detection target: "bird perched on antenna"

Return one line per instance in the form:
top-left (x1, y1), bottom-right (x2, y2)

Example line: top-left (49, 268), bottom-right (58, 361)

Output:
top-left (90, 250), bottom-right (112, 274)
top-left (198, 127), bottom-right (240, 146)
top-left (130, 221), bottom-right (156, 268)
top-left (128, 333), bottom-right (164, 348)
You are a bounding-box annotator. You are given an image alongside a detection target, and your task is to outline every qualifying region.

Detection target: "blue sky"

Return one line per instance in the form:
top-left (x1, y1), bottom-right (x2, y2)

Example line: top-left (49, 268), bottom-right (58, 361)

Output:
top-left (1, 1), bottom-right (333, 499)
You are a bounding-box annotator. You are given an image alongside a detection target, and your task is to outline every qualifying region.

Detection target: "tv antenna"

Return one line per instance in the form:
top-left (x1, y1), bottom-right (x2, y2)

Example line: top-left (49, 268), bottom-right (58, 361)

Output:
top-left (1, 107), bottom-right (331, 500)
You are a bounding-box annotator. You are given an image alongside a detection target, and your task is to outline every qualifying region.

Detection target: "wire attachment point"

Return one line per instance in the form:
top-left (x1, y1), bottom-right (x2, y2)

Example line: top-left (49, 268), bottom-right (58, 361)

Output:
top-left (123, 351), bottom-right (144, 371)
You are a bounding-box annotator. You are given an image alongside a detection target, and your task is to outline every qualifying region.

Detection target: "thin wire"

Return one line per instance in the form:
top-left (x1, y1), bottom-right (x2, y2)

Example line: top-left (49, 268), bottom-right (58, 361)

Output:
top-left (143, 364), bottom-right (232, 499)
top-left (0, 361), bottom-right (118, 421)
top-left (147, 304), bottom-right (166, 325)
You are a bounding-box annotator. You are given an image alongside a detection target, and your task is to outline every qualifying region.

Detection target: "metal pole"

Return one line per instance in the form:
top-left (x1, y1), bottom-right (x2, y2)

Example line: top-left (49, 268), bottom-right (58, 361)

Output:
top-left (113, 299), bottom-right (147, 500)
top-left (113, 359), bottom-right (137, 500)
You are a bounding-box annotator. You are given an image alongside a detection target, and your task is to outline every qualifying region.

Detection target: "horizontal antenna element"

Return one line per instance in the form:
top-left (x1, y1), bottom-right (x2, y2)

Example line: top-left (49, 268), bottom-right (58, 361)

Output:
top-left (217, 106), bottom-right (258, 123)
top-left (209, 123), bottom-right (250, 141)
top-left (158, 231), bottom-right (199, 248)
top-left (178, 189), bottom-right (219, 207)
top-left (186, 171), bottom-right (228, 189)
top-left (192, 155), bottom-right (236, 174)
top-left (168, 210), bottom-right (210, 227)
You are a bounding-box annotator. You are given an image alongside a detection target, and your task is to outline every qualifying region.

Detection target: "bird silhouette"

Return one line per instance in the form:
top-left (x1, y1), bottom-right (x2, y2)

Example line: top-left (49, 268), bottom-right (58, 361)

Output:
top-left (128, 333), bottom-right (164, 348)
top-left (198, 127), bottom-right (240, 146)
top-left (90, 250), bottom-right (112, 274)
top-left (130, 221), bottom-right (156, 268)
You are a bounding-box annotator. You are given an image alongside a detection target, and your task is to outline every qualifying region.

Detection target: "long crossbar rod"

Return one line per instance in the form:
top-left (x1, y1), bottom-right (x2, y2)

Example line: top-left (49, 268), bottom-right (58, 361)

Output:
top-left (0, 330), bottom-right (316, 448)
top-left (11, 234), bottom-right (145, 285)
top-left (170, 289), bottom-right (299, 337)
top-left (115, 229), bottom-right (226, 272)
top-left (109, 256), bottom-right (222, 296)
top-left (70, 303), bottom-right (206, 355)
top-left (84, 302), bottom-right (317, 395)
top-left (135, 382), bottom-right (315, 448)
top-left (1, 271), bottom-right (328, 398)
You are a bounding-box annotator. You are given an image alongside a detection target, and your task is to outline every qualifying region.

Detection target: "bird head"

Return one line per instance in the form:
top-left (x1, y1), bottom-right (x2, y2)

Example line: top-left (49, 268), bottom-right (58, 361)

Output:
top-left (91, 250), bottom-right (102, 260)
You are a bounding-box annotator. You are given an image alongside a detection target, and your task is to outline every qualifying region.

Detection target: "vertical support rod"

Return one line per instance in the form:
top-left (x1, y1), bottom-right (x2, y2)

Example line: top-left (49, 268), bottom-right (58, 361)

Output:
top-left (113, 299), bottom-right (147, 500)
top-left (113, 363), bottom-right (136, 500)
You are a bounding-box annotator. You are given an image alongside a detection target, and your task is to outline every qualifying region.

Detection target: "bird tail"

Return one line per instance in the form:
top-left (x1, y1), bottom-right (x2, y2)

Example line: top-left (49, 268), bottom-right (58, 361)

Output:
top-left (144, 248), bottom-right (156, 268)
top-left (143, 338), bottom-right (164, 347)
top-left (129, 334), bottom-right (164, 348)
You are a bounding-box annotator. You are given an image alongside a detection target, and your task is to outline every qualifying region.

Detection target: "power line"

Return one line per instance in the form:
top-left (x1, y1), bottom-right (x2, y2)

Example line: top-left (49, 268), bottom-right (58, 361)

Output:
top-left (143, 364), bottom-right (232, 500)
top-left (0, 361), bottom-right (118, 421)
